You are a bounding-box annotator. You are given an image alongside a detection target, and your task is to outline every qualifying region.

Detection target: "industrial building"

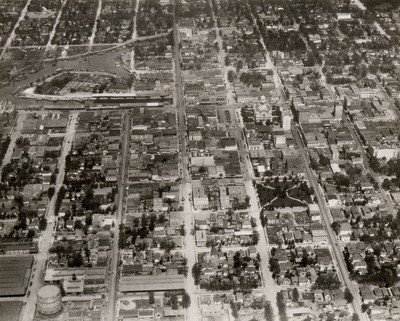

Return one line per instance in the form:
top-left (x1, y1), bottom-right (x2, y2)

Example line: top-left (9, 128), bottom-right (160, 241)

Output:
top-left (0, 256), bottom-right (33, 296)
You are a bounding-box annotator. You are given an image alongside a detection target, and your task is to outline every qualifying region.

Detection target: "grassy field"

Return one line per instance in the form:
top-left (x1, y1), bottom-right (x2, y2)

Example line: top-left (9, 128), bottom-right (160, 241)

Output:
top-left (287, 185), bottom-right (313, 203)
top-left (257, 180), bottom-right (310, 207)
top-left (270, 196), bottom-right (305, 208)
top-left (256, 184), bottom-right (276, 206)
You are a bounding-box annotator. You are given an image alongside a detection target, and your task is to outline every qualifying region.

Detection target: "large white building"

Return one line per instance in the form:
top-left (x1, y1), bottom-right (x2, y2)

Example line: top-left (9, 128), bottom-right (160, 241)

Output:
top-left (254, 95), bottom-right (273, 124)
top-left (334, 104), bottom-right (343, 120)
top-left (359, 88), bottom-right (376, 99)
top-left (370, 145), bottom-right (399, 160)
top-left (192, 182), bottom-right (209, 210)
top-left (337, 13), bottom-right (352, 20)
top-left (282, 111), bottom-right (292, 131)
top-left (191, 154), bottom-right (215, 167)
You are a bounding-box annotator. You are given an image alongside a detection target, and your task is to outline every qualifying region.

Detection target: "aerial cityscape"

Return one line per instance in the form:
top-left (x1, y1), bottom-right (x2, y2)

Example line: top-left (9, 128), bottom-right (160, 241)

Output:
top-left (1, 0), bottom-right (400, 320)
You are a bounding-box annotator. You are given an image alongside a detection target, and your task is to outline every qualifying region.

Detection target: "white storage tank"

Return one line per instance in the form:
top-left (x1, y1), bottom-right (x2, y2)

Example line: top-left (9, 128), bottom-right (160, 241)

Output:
top-left (37, 285), bottom-right (62, 315)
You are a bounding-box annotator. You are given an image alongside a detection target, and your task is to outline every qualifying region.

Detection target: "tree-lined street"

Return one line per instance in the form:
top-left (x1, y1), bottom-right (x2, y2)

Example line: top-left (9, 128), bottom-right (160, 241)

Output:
top-left (292, 125), bottom-right (366, 321)
top-left (106, 111), bottom-right (131, 321)
top-left (21, 112), bottom-right (79, 321)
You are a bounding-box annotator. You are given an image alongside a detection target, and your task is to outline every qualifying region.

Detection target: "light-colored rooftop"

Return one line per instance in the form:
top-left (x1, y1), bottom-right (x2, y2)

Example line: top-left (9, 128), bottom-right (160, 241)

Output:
top-left (38, 285), bottom-right (61, 298)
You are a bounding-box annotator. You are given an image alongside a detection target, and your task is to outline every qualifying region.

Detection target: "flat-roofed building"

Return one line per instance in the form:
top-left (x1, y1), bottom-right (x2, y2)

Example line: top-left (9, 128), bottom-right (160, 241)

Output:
top-left (192, 182), bottom-right (209, 210)
top-left (0, 256), bottom-right (33, 296)
top-left (196, 230), bottom-right (207, 247)
top-left (310, 226), bottom-right (328, 242)
top-left (119, 275), bottom-right (185, 293)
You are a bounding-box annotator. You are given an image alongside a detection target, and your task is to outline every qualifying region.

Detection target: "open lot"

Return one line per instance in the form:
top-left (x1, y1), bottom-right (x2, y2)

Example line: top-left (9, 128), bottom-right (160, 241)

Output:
top-left (57, 52), bottom-right (129, 78)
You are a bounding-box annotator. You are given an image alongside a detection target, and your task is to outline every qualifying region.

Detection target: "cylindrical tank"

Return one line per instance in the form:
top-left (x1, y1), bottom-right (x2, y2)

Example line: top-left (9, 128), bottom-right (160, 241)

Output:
top-left (37, 285), bottom-right (62, 315)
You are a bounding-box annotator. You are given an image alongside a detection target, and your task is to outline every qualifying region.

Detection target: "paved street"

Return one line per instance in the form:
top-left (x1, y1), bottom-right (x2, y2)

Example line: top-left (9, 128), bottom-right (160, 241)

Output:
top-left (245, 181), bottom-right (279, 320)
top-left (0, 1), bottom-right (395, 320)
top-left (0, 0), bottom-right (32, 60)
top-left (45, 0), bottom-right (68, 54)
top-left (106, 111), bottom-right (131, 321)
top-left (209, 0), bottom-right (236, 104)
top-left (173, 4), bottom-right (201, 317)
top-left (89, 0), bottom-right (103, 51)
top-left (0, 111), bottom-right (26, 180)
top-left (352, 0), bottom-right (367, 11)
top-left (181, 182), bottom-right (200, 319)
top-left (245, 5), bottom-right (369, 317)
top-left (20, 112), bottom-right (78, 321)
top-left (292, 126), bottom-right (366, 321)
top-left (343, 115), bottom-right (397, 217)
top-left (129, 0), bottom-right (140, 74)
top-left (173, 19), bottom-right (190, 184)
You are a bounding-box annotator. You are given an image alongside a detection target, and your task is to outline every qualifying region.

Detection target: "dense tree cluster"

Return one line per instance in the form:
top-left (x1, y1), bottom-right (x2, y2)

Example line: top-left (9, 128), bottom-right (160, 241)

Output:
top-left (49, 242), bottom-right (85, 267)
top-left (224, 35), bottom-right (263, 70)
top-left (313, 273), bottom-right (341, 290)
top-left (257, 179), bottom-right (308, 206)
top-left (54, 186), bottom-right (66, 216)
top-left (0, 136), bottom-right (10, 166)
top-left (47, 187), bottom-right (55, 200)
top-left (36, 73), bottom-right (75, 95)
top-left (193, 249), bottom-right (261, 292)
top-left (2, 156), bottom-right (40, 188)
top-left (239, 72), bottom-right (265, 88)
top-left (118, 213), bottom-right (182, 254)
top-left (258, 27), bottom-right (306, 52)
top-left (163, 291), bottom-right (189, 310)
top-left (276, 291), bottom-right (288, 321)
top-left (344, 288), bottom-right (354, 303)
top-left (137, 0), bottom-right (173, 37)
top-left (181, 291), bottom-right (191, 309)
top-left (264, 300), bottom-right (274, 321)
top-left (135, 40), bottom-right (171, 59)
top-left (94, 0), bottom-right (136, 43)
top-left (363, 0), bottom-right (400, 10)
